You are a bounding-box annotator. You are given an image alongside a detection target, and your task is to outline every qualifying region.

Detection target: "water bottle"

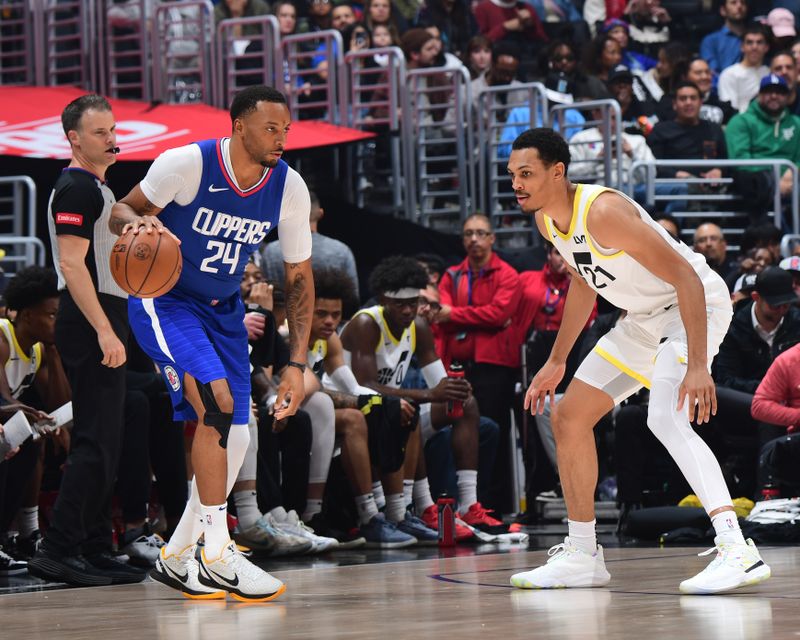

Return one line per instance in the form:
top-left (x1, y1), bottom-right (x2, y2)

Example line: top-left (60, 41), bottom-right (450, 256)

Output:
top-left (437, 494), bottom-right (456, 547)
top-left (446, 362), bottom-right (464, 419)
top-left (760, 473), bottom-right (779, 501)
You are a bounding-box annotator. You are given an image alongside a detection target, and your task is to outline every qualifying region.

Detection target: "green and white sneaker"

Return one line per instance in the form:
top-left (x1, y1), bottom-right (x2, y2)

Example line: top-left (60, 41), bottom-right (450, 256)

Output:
top-left (510, 537), bottom-right (611, 589)
top-left (679, 538), bottom-right (771, 595)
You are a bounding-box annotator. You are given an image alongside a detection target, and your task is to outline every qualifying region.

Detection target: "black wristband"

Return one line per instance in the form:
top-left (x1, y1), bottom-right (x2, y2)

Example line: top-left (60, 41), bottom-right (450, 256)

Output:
top-left (287, 361), bottom-right (307, 373)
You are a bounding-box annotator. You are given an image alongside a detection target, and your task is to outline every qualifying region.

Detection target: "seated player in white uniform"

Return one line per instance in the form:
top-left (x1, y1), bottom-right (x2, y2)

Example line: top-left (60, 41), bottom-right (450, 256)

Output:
top-left (506, 128), bottom-right (770, 594)
top-left (309, 268), bottom-right (437, 547)
top-left (341, 257), bottom-right (505, 537)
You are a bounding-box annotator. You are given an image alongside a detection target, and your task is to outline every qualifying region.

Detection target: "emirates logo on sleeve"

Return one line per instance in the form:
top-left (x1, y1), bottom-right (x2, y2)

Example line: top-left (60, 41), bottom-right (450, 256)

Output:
top-left (56, 212), bottom-right (83, 225)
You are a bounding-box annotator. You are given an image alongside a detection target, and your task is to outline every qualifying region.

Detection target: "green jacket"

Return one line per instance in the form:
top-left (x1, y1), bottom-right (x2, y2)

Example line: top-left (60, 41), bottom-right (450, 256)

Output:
top-left (725, 100), bottom-right (800, 170)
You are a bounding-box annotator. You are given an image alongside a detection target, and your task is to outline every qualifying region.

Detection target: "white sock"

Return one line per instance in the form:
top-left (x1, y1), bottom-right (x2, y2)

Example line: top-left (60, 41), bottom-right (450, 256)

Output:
top-left (355, 493), bottom-right (379, 525)
top-left (385, 493), bottom-right (405, 523)
top-left (232, 490), bottom-right (261, 530)
top-left (456, 469), bottom-right (478, 511)
top-left (201, 503), bottom-right (230, 560)
top-left (18, 507), bottom-right (38, 537)
top-left (302, 498), bottom-right (323, 522)
top-left (403, 479), bottom-right (414, 509)
top-left (413, 478), bottom-right (435, 513)
top-left (372, 481), bottom-right (386, 509)
top-left (568, 519), bottom-right (597, 554)
top-left (711, 510), bottom-right (746, 545)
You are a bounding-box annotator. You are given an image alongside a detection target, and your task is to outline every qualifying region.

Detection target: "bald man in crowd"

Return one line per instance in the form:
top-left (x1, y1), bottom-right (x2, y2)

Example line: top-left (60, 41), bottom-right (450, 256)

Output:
top-left (693, 222), bottom-right (738, 288)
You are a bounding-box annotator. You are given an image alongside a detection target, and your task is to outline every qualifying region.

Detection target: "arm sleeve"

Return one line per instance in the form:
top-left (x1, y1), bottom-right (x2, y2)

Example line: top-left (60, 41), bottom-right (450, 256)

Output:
top-left (751, 357), bottom-right (800, 426)
top-left (51, 181), bottom-right (104, 239)
top-left (421, 360), bottom-right (447, 388)
top-left (277, 167), bottom-right (312, 263)
top-left (139, 144), bottom-right (203, 208)
top-left (448, 268), bottom-right (522, 328)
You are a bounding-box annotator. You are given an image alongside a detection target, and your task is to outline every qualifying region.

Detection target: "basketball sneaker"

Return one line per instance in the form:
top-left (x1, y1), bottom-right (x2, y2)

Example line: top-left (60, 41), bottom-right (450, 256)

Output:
top-left (121, 526), bottom-right (165, 567)
top-left (268, 508), bottom-right (339, 554)
top-left (233, 515), bottom-right (313, 556)
top-left (396, 511), bottom-right (438, 546)
top-left (306, 512), bottom-right (367, 549)
top-left (420, 505), bottom-right (473, 542)
top-left (510, 537), bottom-right (611, 589)
top-left (460, 502), bottom-right (508, 535)
top-left (359, 513), bottom-right (417, 549)
top-left (0, 545), bottom-right (27, 576)
top-left (198, 540), bottom-right (286, 602)
top-left (679, 538), bottom-right (771, 595)
top-left (150, 544), bottom-right (225, 600)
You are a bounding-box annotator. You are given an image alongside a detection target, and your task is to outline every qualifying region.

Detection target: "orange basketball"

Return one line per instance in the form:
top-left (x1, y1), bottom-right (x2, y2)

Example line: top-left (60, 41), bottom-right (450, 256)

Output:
top-left (109, 228), bottom-right (182, 298)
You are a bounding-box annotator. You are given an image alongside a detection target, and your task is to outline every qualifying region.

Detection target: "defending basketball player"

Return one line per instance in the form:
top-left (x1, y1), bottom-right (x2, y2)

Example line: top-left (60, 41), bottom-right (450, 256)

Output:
top-left (507, 128), bottom-right (770, 594)
top-left (109, 86), bottom-right (313, 602)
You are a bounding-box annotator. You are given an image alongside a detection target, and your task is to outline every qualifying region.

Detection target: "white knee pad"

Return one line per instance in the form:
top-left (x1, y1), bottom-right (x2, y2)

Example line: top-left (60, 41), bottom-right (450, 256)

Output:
top-left (302, 391), bottom-right (336, 484)
top-left (236, 412), bottom-right (259, 483)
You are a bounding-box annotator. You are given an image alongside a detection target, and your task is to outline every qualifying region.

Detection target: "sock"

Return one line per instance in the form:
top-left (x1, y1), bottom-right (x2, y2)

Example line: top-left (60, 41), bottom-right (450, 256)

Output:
top-left (568, 519), bottom-right (597, 554)
top-left (711, 510), bottom-right (746, 545)
top-left (355, 493), bottom-right (379, 525)
top-left (372, 481), bottom-right (386, 510)
top-left (456, 470), bottom-right (478, 512)
top-left (413, 478), bottom-right (435, 513)
top-left (201, 503), bottom-right (231, 560)
top-left (385, 493), bottom-right (405, 523)
top-left (302, 499), bottom-right (323, 522)
top-left (403, 480), bottom-right (414, 510)
top-left (232, 490), bottom-right (261, 530)
top-left (18, 507), bottom-right (38, 537)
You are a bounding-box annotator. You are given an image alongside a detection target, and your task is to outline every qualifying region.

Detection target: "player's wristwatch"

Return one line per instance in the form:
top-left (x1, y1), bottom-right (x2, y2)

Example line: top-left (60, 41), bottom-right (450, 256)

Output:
top-left (287, 361), bottom-right (307, 373)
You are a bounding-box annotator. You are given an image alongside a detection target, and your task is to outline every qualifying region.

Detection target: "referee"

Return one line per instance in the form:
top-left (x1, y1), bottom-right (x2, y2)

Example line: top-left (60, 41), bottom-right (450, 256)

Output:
top-left (28, 95), bottom-right (144, 586)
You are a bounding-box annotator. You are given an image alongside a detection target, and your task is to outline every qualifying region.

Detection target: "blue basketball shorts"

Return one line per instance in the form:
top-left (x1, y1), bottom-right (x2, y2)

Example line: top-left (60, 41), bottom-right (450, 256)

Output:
top-left (128, 290), bottom-right (251, 424)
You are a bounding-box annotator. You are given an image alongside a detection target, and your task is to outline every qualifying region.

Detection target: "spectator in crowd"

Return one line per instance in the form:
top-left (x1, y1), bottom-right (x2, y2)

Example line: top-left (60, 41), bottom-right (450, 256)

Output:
top-left (274, 0), bottom-right (299, 36)
top-left (637, 41), bottom-right (691, 103)
top-left (700, 0), bottom-right (748, 77)
top-left (434, 215), bottom-right (522, 513)
top-left (473, 0), bottom-right (548, 57)
top-left (464, 35), bottom-right (493, 79)
top-left (262, 191), bottom-right (360, 300)
top-left (582, 0), bottom-right (626, 35)
top-left (765, 8), bottom-right (796, 52)
top-left (371, 24), bottom-right (400, 66)
top-left (726, 74), bottom-right (800, 199)
top-left (415, 0), bottom-right (477, 59)
top-left (464, 42), bottom-right (527, 129)
top-left (416, 252), bottom-right (446, 285)
top-left (718, 24), bottom-right (770, 112)
top-left (582, 33), bottom-right (623, 86)
top-left (401, 28), bottom-right (440, 71)
top-left (658, 56), bottom-right (736, 124)
top-left (792, 37), bottom-right (800, 66)
top-left (364, 0), bottom-right (407, 36)
top-left (308, 0), bottom-right (334, 31)
top-left (646, 81), bottom-right (727, 193)
top-left (605, 64), bottom-right (657, 135)
top-left (693, 222), bottom-right (738, 285)
top-left (623, 0), bottom-right (671, 59)
top-left (602, 17), bottom-right (656, 72)
top-left (743, 220), bottom-right (783, 264)
top-left (214, 0), bottom-right (271, 35)
top-left (751, 341), bottom-right (800, 445)
top-left (780, 255), bottom-right (800, 293)
top-left (769, 50), bottom-right (800, 115)
top-left (655, 213), bottom-right (680, 240)
top-left (525, 0), bottom-right (588, 45)
top-left (331, 3), bottom-right (357, 31)
top-left (541, 40), bottom-right (609, 100)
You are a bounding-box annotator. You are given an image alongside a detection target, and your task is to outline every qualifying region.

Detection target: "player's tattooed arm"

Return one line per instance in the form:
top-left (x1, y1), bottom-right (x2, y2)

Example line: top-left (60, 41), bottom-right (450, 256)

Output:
top-left (285, 259), bottom-right (314, 364)
top-left (109, 184), bottom-right (168, 237)
top-left (323, 389), bottom-right (359, 410)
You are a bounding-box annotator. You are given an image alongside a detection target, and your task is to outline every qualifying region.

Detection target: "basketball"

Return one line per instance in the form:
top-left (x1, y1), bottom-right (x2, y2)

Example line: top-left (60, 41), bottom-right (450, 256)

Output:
top-left (109, 228), bottom-right (182, 298)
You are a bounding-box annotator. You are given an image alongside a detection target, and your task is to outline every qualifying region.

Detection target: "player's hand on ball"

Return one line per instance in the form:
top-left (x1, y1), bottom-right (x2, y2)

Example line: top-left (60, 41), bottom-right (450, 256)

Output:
top-left (678, 366), bottom-right (716, 424)
top-left (98, 327), bottom-right (127, 368)
top-left (525, 360), bottom-right (566, 415)
top-left (122, 216), bottom-right (181, 245)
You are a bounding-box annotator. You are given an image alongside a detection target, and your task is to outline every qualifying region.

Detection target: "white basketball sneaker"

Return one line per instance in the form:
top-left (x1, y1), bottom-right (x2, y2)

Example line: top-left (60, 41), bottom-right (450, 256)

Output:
top-left (679, 537), bottom-right (771, 595)
top-left (510, 537), bottom-right (611, 589)
top-left (150, 544), bottom-right (225, 600)
top-left (268, 508), bottom-right (339, 554)
top-left (199, 540), bottom-right (286, 602)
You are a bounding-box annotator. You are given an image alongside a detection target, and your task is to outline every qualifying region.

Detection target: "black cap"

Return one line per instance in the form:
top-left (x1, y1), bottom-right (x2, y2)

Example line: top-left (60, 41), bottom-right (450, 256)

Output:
top-left (607, 64), bottom-right (633, 85)
top-left (755, 267), bottom-right (798, 306)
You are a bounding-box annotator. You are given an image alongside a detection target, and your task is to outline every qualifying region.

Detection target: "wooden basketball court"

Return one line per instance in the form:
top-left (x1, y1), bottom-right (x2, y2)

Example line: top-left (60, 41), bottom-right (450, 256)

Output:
top-left (3, 544), bottom-right (797, 639)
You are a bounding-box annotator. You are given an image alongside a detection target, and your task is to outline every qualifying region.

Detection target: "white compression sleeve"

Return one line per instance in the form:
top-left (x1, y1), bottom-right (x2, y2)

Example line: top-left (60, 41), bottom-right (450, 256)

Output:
top-left (328, 366), bottom-right (377, 396)
top-left (236, 412), bottom-right (259, 482)
top-left (302, 391), bottom-right (336, 484)
top-left (421, 360), bottom-right (448, 389)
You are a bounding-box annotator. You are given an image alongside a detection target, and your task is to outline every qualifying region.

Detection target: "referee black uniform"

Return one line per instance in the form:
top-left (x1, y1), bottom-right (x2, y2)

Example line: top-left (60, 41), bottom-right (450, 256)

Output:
top-left (34, 168), bottom-right (134, 583)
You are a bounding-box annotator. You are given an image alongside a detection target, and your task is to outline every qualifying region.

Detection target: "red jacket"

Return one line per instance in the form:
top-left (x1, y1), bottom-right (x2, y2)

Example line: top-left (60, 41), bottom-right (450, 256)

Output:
top-left (751, 343), bottom-right (800, 428)
top-left (438, 253), bottom-right (522, 368)
top-left (474, 0), bottom-right (548, 43)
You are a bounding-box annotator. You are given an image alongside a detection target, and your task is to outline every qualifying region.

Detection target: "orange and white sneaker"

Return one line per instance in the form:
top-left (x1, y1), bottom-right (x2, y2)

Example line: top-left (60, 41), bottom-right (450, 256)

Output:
top-left (199, 540), bottom-right (286, 602)
top-left (460, 502), bottom-right (508, 535)
top-left (420, 505), bottom-right (474, 542)
top-left (150, 544), bottom-right (225, 600)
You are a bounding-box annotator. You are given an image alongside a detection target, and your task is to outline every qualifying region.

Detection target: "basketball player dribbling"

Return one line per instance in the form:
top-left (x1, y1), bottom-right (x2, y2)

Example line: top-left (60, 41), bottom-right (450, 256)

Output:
top-left (109, 86), bottom-right (313, 601)
top-left (506, 128), bottom-right (771, 594)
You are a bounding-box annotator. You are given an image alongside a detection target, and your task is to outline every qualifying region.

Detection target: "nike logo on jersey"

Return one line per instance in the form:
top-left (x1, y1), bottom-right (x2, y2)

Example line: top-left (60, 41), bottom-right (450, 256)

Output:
top-left (208, 184), bottom-right (229, 193)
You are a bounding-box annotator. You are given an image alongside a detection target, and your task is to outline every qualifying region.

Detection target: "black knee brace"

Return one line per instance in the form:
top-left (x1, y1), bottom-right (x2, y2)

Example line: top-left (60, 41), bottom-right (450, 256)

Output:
top-left (196, 380), bottom-right (233, 448)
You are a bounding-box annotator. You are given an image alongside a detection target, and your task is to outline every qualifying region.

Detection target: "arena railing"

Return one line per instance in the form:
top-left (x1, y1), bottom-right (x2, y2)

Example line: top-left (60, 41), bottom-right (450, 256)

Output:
top-left (214, 15), bottom-right (281, 110)
top-left (0, 176), bottom-right (37, 269)
top-left (151, 0), bottom-right (215, 104)
top-left (476, 82), bottom-right (547, 246)
top-left (339, 47), bottom-right (410, 217)
top-left (406, 65), bottom-right (474, 228)
top-left (627, 158), bottom-right (800, 248)
top-left (281, 30), bottom-right (343, 124)
top-left (0, 0), bottom-right (36, 86)
top-left (39, 0), bottom-right (98, 89)
top-left (97, 0), bottom-right (152, 101)
top-left (0, 237), bottom-right (47, 271)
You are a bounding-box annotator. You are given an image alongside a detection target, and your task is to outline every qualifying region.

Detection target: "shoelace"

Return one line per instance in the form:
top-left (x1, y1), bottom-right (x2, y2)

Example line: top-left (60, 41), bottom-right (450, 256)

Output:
top-left (0, 547), bottom-right (17, 563)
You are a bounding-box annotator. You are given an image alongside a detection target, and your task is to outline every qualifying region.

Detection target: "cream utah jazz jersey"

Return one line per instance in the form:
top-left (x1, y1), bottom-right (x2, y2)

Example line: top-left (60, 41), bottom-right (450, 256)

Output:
top-left (543, 184), bottom-right (729, 314)
top-left (308, 339), bottom-right (328, 378)
top-left (344, 306), bottom-right (416, 389)
top-left (0, 319), bottom-right (42, 398)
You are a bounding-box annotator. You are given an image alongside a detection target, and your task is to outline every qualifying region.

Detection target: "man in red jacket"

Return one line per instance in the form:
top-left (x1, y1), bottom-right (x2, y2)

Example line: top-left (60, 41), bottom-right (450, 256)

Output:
top-left (434, 214), bottom-right (522, 513)
top-left (474, 0), bottom-right (548, 59)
